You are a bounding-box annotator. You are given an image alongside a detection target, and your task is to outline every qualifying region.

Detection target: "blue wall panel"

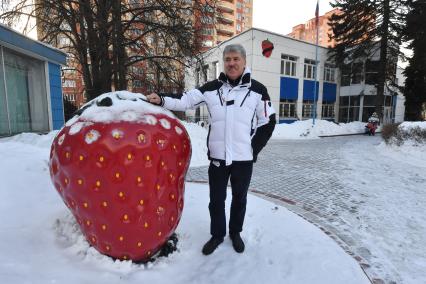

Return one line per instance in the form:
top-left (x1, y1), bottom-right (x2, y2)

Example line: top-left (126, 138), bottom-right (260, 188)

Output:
top-left (323, 82), bottom-right (337, 102)
top-left (303, 80), bottom-right (320, 101)
top-left (280, 77), bottom-right (299, 100)
top-left (48, 62), bottom-right (64, 130)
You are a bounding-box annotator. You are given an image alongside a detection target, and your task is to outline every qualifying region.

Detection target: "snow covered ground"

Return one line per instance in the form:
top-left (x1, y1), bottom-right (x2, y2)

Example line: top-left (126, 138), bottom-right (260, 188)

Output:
top-left (0, 119), bottom-right (424, 283)
top-left (0, 120), bottom-right (373, 284)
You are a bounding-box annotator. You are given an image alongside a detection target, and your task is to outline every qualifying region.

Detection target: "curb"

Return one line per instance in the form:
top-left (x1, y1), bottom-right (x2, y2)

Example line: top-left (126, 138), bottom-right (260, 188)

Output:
top-left (319, 131), bottom-right (381, 138)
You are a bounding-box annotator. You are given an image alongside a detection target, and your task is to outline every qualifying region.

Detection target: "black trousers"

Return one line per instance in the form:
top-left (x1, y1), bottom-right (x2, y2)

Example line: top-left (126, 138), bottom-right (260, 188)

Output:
top-left (208, 160), bottom-right (253, 238)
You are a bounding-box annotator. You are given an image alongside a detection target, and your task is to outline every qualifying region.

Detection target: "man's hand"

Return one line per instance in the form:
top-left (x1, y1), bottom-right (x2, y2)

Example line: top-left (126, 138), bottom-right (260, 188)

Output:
top-left (146, 93), bottom-right (161, 105)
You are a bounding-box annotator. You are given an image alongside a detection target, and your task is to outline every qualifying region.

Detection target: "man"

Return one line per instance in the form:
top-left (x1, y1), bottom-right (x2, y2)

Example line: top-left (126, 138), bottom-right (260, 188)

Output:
top-left (147, 44), bottom-right (275, 255)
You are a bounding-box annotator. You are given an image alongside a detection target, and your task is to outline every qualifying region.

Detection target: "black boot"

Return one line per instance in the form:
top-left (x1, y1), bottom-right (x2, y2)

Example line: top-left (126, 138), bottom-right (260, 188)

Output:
top-left (230, 233), bottom-right (245, 253)
top-left (202, 237), bottom-right (224, 255)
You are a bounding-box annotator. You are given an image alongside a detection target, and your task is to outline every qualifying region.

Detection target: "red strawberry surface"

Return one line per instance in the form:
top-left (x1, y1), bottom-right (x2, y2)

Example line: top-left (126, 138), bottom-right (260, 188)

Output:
top-left (49, 92), bottom-right (191, 261)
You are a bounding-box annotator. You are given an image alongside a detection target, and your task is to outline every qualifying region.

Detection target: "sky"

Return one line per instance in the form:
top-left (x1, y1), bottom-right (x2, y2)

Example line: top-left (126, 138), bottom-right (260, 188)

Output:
top-left (253, 0), bottom-right (334, 35)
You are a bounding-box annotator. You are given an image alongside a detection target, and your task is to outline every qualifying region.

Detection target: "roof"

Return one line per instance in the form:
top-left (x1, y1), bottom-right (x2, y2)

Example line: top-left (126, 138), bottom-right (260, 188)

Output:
top-left (201, 27), bottom-right (329, 57)
top-left (0, 23), bottom-right (67, 65)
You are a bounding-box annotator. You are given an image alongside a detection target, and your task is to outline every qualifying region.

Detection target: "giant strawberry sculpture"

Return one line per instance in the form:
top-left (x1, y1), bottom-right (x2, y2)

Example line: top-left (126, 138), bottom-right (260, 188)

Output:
top-left (49, 91), bottom-right (191, 262)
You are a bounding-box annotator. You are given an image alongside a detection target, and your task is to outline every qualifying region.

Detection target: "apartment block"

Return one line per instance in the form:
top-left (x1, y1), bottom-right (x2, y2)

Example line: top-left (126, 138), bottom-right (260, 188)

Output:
top-left (200, 0), bottom-right (253, 49)
top-left (287, 8), bottom-right (341, 48)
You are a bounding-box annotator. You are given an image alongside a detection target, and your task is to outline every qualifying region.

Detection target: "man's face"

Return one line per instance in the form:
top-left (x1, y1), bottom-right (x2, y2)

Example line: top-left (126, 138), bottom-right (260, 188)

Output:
top-left (224, 51), bottom-right (246, 81)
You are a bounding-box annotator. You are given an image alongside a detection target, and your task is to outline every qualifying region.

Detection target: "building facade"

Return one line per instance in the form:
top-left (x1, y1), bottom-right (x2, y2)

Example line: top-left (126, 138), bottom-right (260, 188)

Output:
top-left (338, 46), bottom-right (404, 123)
top-left (0, 24), bottom-right (67, 136)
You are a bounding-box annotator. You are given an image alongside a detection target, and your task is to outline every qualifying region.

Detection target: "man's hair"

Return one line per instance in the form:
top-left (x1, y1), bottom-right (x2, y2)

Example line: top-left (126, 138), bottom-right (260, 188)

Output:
top-left (223, 44), bottom-right (246, 60)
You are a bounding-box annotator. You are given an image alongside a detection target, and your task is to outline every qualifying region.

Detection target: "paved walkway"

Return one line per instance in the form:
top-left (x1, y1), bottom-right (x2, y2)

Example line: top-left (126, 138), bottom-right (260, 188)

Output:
top-left (186, 136), bottom-right (426, 284)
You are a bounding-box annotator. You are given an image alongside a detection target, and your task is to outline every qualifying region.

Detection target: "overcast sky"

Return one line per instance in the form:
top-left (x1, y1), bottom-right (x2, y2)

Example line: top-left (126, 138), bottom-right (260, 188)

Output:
top-left (252, 0), bottom-right (334, 35)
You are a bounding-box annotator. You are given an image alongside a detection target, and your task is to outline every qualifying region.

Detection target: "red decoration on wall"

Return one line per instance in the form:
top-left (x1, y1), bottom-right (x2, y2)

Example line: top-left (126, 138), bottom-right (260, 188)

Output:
top-left (262, 39), bottom-right (274, 58)
top-left (49, 98), bottom-right (191, 262)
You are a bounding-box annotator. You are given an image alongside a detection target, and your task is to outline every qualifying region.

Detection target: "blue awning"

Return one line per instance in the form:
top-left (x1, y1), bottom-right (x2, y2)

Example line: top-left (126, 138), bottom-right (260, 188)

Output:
top-left (280, 77), bottom-right (298, 100)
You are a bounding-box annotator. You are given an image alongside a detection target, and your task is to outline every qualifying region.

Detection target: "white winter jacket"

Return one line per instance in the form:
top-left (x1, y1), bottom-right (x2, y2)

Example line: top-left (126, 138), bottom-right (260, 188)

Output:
top-left (161, 68), bottom-right (275, 165)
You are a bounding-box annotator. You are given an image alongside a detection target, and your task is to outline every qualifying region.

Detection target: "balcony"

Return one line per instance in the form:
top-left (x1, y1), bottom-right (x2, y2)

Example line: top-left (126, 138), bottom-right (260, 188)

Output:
top-left (217, 1), bottom-right (234, 13)
top-left (217, 15), bottom-right (234, 25)
top-left (216, 26), bottom-right (234, 37)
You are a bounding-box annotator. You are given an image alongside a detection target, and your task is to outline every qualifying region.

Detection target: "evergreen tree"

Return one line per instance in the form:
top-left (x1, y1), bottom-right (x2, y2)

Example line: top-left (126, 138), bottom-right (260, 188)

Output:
top-left (403, 0), bottom-right (426, 121)
top-left (328, 0), bottom-right (408, 121)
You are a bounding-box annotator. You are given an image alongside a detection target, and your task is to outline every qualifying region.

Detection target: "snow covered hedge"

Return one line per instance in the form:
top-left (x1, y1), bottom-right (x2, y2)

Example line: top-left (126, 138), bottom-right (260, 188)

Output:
top-left (382, 122), bottom-right (426, 146)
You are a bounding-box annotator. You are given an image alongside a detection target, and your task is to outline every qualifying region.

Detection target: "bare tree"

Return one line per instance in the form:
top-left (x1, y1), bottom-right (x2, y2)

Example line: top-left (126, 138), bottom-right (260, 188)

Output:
top-left (0, 0), bottom-right (218, 100)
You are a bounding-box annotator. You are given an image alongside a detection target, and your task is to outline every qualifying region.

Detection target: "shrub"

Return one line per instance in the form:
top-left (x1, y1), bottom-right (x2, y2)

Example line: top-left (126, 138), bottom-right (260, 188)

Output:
top-left (381, 123), bottom-right (402, 145)
top-left (382, 122), bottom-right (426, 146)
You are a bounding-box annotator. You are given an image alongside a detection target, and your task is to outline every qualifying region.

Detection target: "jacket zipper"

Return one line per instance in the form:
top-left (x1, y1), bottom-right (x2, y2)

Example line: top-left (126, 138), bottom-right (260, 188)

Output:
top-left (240, 90), bottom-right (251, 107)
top-left (217, 89), bottom-right (224, 106)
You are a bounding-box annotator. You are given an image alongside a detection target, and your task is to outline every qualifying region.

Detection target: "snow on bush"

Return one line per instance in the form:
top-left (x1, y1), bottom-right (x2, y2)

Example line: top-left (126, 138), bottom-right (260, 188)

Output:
top-left (382, 122), bottom-right (426, 146)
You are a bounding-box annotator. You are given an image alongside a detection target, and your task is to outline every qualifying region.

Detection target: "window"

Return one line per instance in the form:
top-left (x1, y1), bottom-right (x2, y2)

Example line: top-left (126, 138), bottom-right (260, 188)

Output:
top-left (237, 13), bottom-right (242, 21)
top-left (365, 60), bottom-right (379, 85)
top-left (202, 4), bottom-right (214, 13)
top-left (58, 36), bottom-right (70, 46)
top-left (64, 93), bottom-right (76, 102)
top-left (281, 54), bottom-right (297, 77)
top-left (236, 24), bottom-right (241, 32)
top-left (341, 64), bottom-right (351, 86)
top-left (201, 16), bottom-right (213, 24)
top-left (212, 61), bottom-right (220, 79)
top-left (131, 66), bottom-right (143, 75)
top-left (279, 100), bottom-right (297, 118)
top-left (304, 59), bottom-right (317, 80)
top-left (62, 68), bottom-right (76, 76)
top-left (362, 95), bottom-right (376, 122)
top-left (339, 96), bottom-right (360, 122)
top-left (322, 103), bottom-right (335, 118)
top-left (202, 40), bottom-right (213, 47)
top-left (133, 80), bottom-right (142, 88)
top-left (201, 28), bottom-right (214, 35)
top-left (302, 100), bottom-right (314, 118)
top-left (351, 62), bottom-right (363, 84)
top-left (63, 80), bottom-right (76, 88)
top-left (196, 65), bottom-right (209, 87)
top-left (0, 47), bottom-right (49, 134)
top-left (324, 63), bottom-right (335, 82)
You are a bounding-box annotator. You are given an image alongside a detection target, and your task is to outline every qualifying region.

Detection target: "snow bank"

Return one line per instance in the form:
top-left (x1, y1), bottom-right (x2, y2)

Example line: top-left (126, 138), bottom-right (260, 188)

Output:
top-left (378, 121), bottom-right (426, 167)
top-left (272, 119), bottom-right (366, 140)
top-left (399, 121), bottom-right (426, 131)
top-left (0, 131), bottom-right (58, 148)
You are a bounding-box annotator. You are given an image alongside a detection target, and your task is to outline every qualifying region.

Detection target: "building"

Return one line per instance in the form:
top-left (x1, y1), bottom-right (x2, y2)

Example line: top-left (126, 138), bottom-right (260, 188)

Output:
top-left (184, 27), bottom-right (405, 124)
top-left (185, 28), bottom-right (338, 124)
top-left (287, 8), bottom-right (341, 47)
top-left (0, 24), bottom-right (67, 136)
top-left (204, 0), bottom-right (253, 47)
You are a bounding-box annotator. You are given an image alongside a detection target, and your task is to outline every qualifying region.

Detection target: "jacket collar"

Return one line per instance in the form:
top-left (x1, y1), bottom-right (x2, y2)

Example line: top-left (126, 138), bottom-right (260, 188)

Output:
top-left (218, 67), bottom-right (252, 88)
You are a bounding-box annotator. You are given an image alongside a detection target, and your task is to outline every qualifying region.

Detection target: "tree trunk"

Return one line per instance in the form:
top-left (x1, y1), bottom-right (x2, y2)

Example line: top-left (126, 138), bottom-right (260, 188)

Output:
top-left (375, 0), bottom-right (390, 122)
